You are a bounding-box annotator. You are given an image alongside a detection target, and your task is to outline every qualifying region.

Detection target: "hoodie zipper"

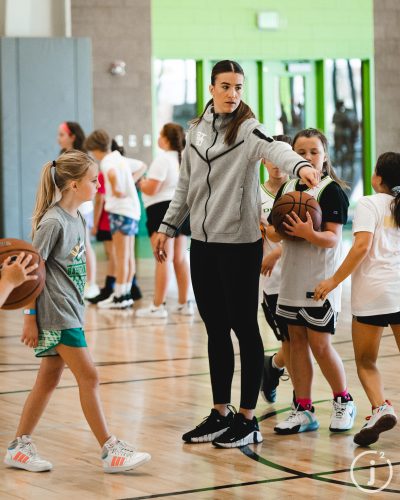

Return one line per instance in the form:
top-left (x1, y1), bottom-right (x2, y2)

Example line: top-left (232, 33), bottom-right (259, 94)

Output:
top-left (202, 114), bottom-right (219, 242)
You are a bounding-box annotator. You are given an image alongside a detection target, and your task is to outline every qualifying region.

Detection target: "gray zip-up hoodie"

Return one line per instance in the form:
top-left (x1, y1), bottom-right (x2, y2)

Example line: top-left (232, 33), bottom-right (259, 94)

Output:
top-left (158, 106), bottom-right (311, 244)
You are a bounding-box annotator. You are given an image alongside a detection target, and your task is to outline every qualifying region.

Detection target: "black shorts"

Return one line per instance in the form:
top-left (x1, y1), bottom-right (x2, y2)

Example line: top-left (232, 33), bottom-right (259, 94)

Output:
top-left (276, 300), bottom-right (338, 334)
top-left (96, 229), bottom-right (112, 242)
top-left (354, 310), bottom-right (400, 327)
top-left (146, 201), bottom-right (191, 237)
top-left (261, 293), bottom-right (289, 341)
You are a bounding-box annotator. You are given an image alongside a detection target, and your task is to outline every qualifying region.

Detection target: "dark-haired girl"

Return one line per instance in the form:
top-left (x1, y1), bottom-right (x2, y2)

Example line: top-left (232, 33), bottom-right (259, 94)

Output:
top-left (315, 151), bottom-right (400, 446)
top-left (137, 123), bottom-right (192, 318)
top-left (268, 128), bottom-right (355, 436)
top-left (154, 60), bottom-right (318, 448)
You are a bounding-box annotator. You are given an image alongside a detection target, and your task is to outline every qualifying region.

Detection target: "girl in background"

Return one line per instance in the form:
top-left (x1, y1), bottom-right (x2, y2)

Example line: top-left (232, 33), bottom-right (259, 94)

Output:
top-left (137, 123), bottom-right (192, 318)
top-left (315, 151), bottom-right (400, 446)
top-left (57, 121), bottom-right (99, 299)
top-left (4, 150), bottom-right (150, 472)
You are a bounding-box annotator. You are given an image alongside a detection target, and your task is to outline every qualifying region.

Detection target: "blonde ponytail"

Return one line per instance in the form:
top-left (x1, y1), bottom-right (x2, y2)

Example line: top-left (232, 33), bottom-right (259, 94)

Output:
top-left (32, 149), bottom-right (94, 236)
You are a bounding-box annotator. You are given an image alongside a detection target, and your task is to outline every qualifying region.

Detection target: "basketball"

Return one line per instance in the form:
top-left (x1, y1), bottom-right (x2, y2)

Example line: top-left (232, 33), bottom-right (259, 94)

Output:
top-left (0, 238), bottom-right (46, 310)
top-left (271, 191), bottom-right (322, 241)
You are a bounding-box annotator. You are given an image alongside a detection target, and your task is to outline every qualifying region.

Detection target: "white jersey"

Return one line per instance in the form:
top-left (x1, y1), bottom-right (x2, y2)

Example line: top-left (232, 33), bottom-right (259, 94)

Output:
top-left (142, 151), bottom-right (180, 208)
top-left (351, 193), bottom-right (400, 316)
top-left (278, 176), bottom-right (344, 311)
top-left (100, 150), bottom-right (141, 220)
top-left (260, 185), bottom-right (282, 295)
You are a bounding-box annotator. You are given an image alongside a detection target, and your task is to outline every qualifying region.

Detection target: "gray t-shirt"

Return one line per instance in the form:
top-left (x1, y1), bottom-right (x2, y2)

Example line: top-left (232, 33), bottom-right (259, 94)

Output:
top-left (33, 205), bottom-right (86, 331)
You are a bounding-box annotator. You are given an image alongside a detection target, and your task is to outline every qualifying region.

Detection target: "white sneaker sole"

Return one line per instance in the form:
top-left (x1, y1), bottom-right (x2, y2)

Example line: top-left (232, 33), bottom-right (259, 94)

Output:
top-left (213, 431), bottom-right (263, 448)
top-left (4, 456), bottom-right (52, 472)
top-left (103, 453), bottom-right (151, 473)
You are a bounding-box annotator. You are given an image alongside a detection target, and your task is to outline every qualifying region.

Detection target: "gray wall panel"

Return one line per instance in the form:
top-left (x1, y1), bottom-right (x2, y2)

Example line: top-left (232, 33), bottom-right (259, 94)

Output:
top-left (0, 37), bottom-right (93, 239)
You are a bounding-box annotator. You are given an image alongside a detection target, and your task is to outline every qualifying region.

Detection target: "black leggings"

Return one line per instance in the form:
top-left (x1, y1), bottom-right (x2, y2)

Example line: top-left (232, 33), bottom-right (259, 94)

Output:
top-left (190, 238), bottom-right (264, 409)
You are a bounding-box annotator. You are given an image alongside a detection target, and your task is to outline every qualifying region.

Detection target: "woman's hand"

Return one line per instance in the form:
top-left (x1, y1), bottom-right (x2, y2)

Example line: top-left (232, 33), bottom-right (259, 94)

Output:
top-left (314, 277), bottom-right (338, 301)
top-left (1, 253), bottom-right (38, 287)
top-left (283, 211), bottom-right (315, 241)
top-left (298, 166), bottom-right (320, 188)
top-left (21, 317), bottom-right (39, 348)
top-left (153, 232), bottom-right (171, 263)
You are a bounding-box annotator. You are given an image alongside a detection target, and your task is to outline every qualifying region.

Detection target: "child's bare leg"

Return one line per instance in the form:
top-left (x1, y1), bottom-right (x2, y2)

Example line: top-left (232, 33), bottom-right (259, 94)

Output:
top-left (150, 234), bottom-right (172, 306)
top-left (173, 235), bottom-right (190, 304)
top-left (352, 319), bottom-right (385, 407)
top-left (288, 325), bottom-right (313, 399)
top-left (307, 328), bottom-right (347, 393)
top-left (281, 341), bottom-right (291, 378)
top-left (391, 324), bottom-right (400, 352)
top-left (113, 231), bottom-right (129, 285)
top-left (103, 240), bottom-right (116, 277)
top-left (128, 235), bottom-right (135, 283)
top-left (56, 345), bottom-right (110, 446)
top-left (16, 356), bottom-right (65, 437)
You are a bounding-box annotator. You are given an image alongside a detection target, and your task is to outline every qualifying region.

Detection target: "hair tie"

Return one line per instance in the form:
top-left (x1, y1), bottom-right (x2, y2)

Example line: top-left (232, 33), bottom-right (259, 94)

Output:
top-left (52, 160), bottom-right (56, 168)
top-left (50, 160), bottom-right (62, 205)
top-left (392, 186), bottom-right (400, 195)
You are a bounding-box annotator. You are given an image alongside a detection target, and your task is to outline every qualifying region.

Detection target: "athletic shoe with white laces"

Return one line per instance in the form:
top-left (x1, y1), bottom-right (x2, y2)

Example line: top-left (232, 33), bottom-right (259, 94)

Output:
top-left (329, 396), bottom-right (356, 432)
top-left (84, 283), bottom-right (100, 300)
top-left (274, 404), bottom-right (320, 434)
top-left (182, 408), bottom-right (235, 443)
top-left (212, 413), bottom-right (263, 448)
top-left (102, 436), bottom-right (151, 473)
top-left (354, 401), bottom-right (398, 446)
top-left (173, 300), bottom-right (194, 316)
top-left (136, 303), bottom-right (168, 318)
top-left (98, 294), bottom-right (132, 309)
top-left (4, 435), bottom-right (52, 472)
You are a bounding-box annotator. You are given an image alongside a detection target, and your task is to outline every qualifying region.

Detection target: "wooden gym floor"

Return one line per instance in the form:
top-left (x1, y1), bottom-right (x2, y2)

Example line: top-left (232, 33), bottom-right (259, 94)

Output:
top-left (0, 249), bottom-right (399, 499)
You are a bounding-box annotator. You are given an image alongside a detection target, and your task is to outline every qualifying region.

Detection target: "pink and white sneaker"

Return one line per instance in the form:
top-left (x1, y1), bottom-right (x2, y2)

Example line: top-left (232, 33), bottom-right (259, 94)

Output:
top-left (102, 436), bottom-right (151, 473)
top-left (354, 400), bottom-right (398, 446)
top-left (4, 435), bottom-right (52, 472)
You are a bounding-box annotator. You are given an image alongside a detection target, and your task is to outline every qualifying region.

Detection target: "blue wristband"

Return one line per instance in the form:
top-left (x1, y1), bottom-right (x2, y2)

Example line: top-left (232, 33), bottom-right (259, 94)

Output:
top-left (23, 309), bottom-right (36, 315)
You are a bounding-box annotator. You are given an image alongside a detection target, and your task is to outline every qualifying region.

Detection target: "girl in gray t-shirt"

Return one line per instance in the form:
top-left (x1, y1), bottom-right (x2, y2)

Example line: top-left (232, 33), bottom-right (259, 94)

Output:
top-left (4, 150), bottom-right (151, 474)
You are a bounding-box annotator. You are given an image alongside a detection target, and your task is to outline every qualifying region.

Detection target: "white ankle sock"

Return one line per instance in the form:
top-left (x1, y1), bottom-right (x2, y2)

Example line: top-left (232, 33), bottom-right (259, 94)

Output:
top-left (115, 284), bottom-right (124, 297)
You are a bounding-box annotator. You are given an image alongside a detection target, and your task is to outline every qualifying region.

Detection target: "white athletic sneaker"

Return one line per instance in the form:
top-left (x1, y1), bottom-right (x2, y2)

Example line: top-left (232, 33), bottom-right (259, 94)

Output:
top-left (4, 435), bottom-right (52, 472)
top-left (173, 300), bottom-right (194, 316)
top-left (354, 401), bottom-right (397, 446)
top-left (84, 283), bottom-right (100, 300)
top-left (102, 436), bottom-right (151, 473)
top-left (98, 294), bottom-right (132, 309)
top-left (136, 303), bottom-right (168, 318)
top-left (330, 396), bottom-right (356, 432)
top-left (274, 404), bottom-right (320, 434)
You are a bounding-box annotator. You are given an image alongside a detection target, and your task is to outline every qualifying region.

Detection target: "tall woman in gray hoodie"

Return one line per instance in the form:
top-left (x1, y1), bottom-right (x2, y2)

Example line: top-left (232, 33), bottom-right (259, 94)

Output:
top-left (155, 60), bottom-right (318, 448)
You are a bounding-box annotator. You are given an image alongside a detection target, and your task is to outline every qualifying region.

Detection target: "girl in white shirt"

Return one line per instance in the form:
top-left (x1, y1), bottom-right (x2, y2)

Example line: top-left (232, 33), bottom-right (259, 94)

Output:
top-left (86, 129), bottom-right (141, 309)
top-left (136, 123), bottom-right (192, 318)
top-left (315, 151), bottom-right (400, 446)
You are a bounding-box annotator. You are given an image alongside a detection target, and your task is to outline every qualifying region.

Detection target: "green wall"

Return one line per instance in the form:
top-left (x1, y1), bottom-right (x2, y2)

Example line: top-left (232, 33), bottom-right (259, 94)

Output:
top-left (152, 0), bottom-right (374, 60)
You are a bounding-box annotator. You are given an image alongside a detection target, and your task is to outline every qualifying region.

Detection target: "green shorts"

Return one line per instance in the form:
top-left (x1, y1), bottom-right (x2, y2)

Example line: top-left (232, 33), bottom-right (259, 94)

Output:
top-left (34, 328), bottom-right (87, 358)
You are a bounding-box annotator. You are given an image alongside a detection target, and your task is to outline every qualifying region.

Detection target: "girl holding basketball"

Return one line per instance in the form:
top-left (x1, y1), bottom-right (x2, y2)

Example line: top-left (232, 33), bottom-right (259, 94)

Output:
top-left (4, 150), bottom-right (150, 473)
top-left (267, 128), bottom-right (356, 434)
top-left (153, 60), bottom-right (319, 449)
top-left (314, 152), bottom-right (400, 446)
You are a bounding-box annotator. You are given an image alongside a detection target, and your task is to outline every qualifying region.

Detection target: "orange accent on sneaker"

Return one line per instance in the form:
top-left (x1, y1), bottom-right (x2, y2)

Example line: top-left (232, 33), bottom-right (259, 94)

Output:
top-left (13, 451), bottom-right (22, 461)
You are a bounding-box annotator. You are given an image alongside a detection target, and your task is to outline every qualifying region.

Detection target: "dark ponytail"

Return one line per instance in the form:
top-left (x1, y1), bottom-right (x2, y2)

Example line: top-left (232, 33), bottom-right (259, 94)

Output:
top-left (375, 152), bottom-right (400, 228)
top-left (192, 60), bottom-right (255, 146)
top-left (111, 138), bottom-right (125, 156)
top-left (161, 123), bottom-right (186, 163)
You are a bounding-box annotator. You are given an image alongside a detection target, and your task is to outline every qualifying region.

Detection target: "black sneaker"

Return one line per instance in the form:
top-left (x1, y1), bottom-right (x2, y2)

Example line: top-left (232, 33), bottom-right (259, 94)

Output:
top-left (182, 408), bottom-right (235, 443)
top-left (212, 413), bottom-right (263, 448)
top-left (131, 283), bottom-right (142, 301)
top-left (261, 354), bottom-right (285, 403)
top-left (87, 287), bottom-right (113, 305)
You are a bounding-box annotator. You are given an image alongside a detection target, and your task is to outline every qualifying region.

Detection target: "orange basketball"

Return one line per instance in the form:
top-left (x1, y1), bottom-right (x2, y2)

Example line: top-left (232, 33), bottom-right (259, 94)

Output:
top-left (0, 238), bottom-right (46, 310)
top-left (271, 191), bottom-right (322, 241)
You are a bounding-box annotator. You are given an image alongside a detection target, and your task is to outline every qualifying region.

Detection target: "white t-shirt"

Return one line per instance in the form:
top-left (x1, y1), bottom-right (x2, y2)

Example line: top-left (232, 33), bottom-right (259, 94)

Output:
top-left (260, 185), bottom-right (282, 295)
top-left (100, 150), bottom-right (141, 220)
top-left (351, 193), bottom-right (400, 316)
top-left (142, 151), bottom-right (180, 208)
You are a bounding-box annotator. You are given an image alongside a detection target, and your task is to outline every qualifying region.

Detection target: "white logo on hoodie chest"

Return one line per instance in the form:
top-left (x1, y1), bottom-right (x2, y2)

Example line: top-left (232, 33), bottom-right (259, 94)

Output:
top-left (195, 132), bottom-right (207, 147)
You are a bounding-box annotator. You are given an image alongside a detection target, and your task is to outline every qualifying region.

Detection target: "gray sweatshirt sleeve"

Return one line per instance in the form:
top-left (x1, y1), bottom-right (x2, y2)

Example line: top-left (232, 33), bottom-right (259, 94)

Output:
top-left (247, 126), bottom-right (311, 176)
top-left (158, 145), bottom-right (191, 237)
